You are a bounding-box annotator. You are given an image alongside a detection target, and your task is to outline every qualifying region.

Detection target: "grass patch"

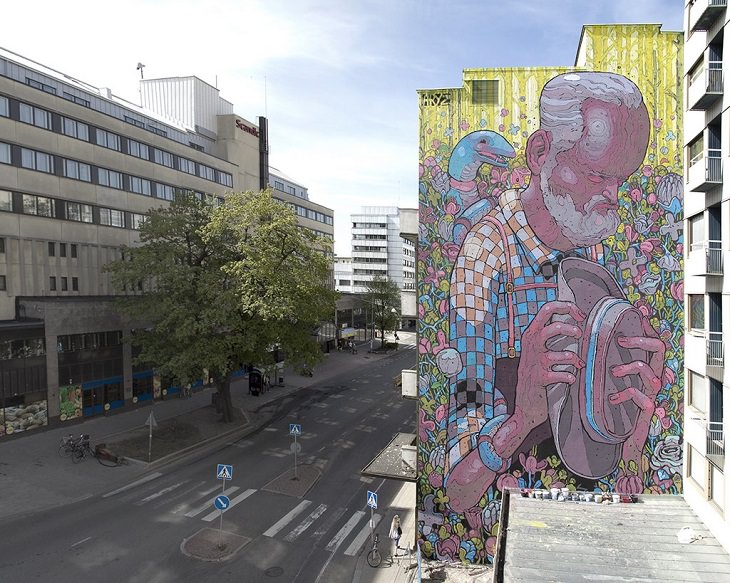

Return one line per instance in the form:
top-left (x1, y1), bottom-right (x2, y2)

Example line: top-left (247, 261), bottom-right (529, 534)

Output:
top-left (107, 418), bottom-right (202, 462)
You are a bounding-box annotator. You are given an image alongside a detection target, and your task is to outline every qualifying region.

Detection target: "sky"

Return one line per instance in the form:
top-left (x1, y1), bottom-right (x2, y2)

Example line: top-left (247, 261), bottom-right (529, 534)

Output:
top-left (3, 1), bottom-right (683, 255)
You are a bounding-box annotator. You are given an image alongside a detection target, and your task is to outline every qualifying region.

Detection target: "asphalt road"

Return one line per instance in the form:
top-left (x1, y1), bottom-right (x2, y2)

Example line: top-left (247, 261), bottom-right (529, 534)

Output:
top-left (0, 349), bottom-right (416, 583)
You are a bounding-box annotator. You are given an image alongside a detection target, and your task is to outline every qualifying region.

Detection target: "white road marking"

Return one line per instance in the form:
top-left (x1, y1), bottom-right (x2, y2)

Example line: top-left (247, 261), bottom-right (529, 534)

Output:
top-left (263, 427), bottom-right (278, 432)
top-left (102, 472), bottom-right (163, 498)
top-left (201, 488), bottom-right (256, 522)
top-left (284, 503), bottom-right (327, 541)
top-left (70, 536), bottom-right (91, 548)
top-left (228, 440), bottom-right (254, 448)
top-left (325, 510), bottom-right (365, 552)
top-left (312, 506), bottom-right (347, 541)
top-left (184, 486), bottom-right (240, 518)
top-left (264, 500), bottom-right (312, 537)
top-left (171, 484), bottom-right (219, 514)
top-left (344, 513), bottom-right (382, 556)
top-left (137, 481), bottom-right (187, 505)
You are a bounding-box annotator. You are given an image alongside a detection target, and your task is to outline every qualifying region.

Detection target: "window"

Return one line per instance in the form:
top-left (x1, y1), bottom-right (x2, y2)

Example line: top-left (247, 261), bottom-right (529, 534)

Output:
top-left (287, 186), bottom-right (295, 195)
top-left (61, 277), bottom-right (68, 291)
top-left (63, 159), bottom-right (91, 182)
top-left (178, 157), bottom-right (195, 175)
top-left (124, 116), bottom-right (145, 129)
top-left (99, 207), bottom-right (125, 228)
top-left (23, 194), bottom-right (55, 217)
top-left (19, 103), bottom-right (51, 129)
top-left (130, 213), bottom-right (146, 230)
top-left (154, 149), bottom-right (173, 168)
top-left (689, 294), bottom-right (705, 330)
top-left (0, 190), bottom-right (12, 212)
top-left (0, 238), bottom-right (4, 253)
top-left (0, 275), bottom-right (5, 291)
top-left (189, 142), bottom-right (204, 152)
top-left (48, 242), bottom-right (55, 257)
top-left (129, 176), bottom-right (151, 196)
top-left (147, 125), bottom-right (167, 137)
top-left (218, 171), bottom-right (233, 187)
top-left (61, 117), bottom-right (89, 141)
top-left (66, 202), bottom-right (93, 223)
top-left (49, 276), bottom-right (57, 291)
top-left (689, 371), bottom-right (706, 412)
top-left (71, 244), bottom-right (78, 258)
top-left (471, 80), bottom-right (500, 105)
top-left (0, 143), bottom-right (10, 164)
top-left (274, 181), bottom-right (284, 191)
top-left (689, 136), bottom-right (704, 166)
top-left (0, 96), bottom-right (8, 117)
top-left (59, 243), bottom-right (67, 258)
top-left (98, 168), bottom-right (123, 189)
top-left (62, 92), bottom-right (90, 107)
top-left (198, 164), bottom-right (215, 181)
top-left (72, 277), bottom-right (79, 291)
top-left (128, 139), bottom-right (149, 160)
top-left (689, 446), bottom-right (706, 489)
top-left (26, 78), bottom-right (56, 94)
top-left (21, 148), bottom-right (54, 173)
top-left (96, 128), bottom-right (121, 151)
top-left (155, 183), bottom-right (174, 201)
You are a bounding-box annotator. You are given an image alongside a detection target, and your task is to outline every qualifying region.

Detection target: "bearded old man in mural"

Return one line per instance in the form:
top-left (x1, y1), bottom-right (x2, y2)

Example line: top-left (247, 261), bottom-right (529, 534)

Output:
top-left (444, 72), bottom-right (666, 513)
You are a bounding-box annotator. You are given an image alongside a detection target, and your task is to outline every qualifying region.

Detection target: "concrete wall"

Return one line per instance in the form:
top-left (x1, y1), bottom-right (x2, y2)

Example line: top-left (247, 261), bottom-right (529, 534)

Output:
top-left (416, 24), bottom-right (684, 564)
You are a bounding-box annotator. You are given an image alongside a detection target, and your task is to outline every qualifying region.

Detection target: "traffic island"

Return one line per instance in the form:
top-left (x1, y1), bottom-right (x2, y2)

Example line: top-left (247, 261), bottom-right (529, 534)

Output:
top-left (262, 465), bottom-right (321, 498)
top-left (180, 527), bottom-right (250, 561)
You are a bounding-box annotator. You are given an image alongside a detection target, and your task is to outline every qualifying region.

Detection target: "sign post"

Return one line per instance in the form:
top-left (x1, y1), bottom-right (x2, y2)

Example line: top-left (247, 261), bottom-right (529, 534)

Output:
top-left (145, 410), bottom-right (157, 462)
top-left (367, 490), bottom-right (378, 541)
top-left (215, 464), bottom-right (233, 549)
top-left (289, 423), bottom-right (302, 480)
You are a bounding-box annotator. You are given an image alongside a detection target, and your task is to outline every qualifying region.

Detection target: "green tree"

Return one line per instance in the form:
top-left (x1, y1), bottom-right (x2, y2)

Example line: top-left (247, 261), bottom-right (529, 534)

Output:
top-left (106, 190), bottom-right (337, 422)
top-left (363, 275), bottom-right (401, 348)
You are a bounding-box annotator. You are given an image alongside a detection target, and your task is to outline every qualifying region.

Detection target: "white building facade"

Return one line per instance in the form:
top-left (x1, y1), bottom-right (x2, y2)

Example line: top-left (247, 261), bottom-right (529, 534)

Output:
top-left (684, 0), bottom-right (729, 551)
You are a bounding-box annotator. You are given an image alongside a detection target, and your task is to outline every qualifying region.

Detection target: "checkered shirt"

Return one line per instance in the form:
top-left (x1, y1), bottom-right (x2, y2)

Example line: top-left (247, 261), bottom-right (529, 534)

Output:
top-left (445, 190), bottom-right (604, 477)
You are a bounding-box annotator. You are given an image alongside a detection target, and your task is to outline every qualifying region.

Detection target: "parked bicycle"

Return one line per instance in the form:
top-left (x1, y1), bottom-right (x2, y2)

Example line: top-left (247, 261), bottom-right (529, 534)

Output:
top-left (71, 434), bottom-right (93, 463)
top-left (58, 433), bottom-right (82, 458)
top-left (367, 533), bottom-right (382, 568)
top-left (61, 434), bottom-right (127, 467)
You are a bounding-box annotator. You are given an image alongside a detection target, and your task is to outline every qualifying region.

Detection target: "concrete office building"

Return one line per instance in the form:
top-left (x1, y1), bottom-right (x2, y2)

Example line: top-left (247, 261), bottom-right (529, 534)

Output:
top-left (684, 0), bottom-right (729, 550)
top-left (349, 206), bottom-right (416, 294)
top-left (0, 48), bottom-right (333, 436)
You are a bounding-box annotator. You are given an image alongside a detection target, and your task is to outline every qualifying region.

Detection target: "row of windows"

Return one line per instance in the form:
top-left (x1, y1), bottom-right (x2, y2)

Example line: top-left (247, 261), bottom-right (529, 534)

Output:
top-left (48, 242), bottom-right (79, 258)
top-left (353, 234), bottom-right (386, 241)
top-left (353, 257), bottom-right (387, 264)
top-left (279, 198), bottom-right (333, 226)
top-left (353, 268), bottom-right (387, 275)
top-left (353, 222), bottom-right (386, 229)
top-left (49, 275), bottom-right (79, 291)
top-left (353, 246), bottom-right (385, 252)
top-left (0, 142), bottom-right (193, 203)
top-left (403, 282), bottom-right (415, 290)
top-left (0, 189), bottom-right (145, 230)
top-left (2, 93), bottom-right (234, 188)
top-left (0, 337), bottom-right (46, 360)
top-left (403, 259), bottom-right (415, 268)
top-left (57, 331), bottom-right (123, 352)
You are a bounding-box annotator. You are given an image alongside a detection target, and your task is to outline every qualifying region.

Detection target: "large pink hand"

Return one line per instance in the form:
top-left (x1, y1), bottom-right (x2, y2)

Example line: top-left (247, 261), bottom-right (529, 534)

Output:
top-left (514, 300), bottom-right (586, 432)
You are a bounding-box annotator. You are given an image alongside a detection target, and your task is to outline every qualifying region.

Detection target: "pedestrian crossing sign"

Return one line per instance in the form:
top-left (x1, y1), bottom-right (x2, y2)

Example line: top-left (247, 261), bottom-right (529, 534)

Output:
top-left (367, 490), bottom-right (377, 509)
top-left (216, 463), bottom-right (233, 480)
top-left (289, 423), bottom-right (302, 436)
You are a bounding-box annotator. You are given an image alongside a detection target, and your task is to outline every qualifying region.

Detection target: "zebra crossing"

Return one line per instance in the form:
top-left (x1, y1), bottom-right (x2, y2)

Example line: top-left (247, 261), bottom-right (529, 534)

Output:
top-left (110, 478), bottom-right (382, 557)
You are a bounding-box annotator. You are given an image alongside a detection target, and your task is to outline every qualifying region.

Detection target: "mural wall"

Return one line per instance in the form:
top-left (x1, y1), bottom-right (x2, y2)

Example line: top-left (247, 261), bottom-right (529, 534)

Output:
top-left (416, 25), bottom-right (684, 563)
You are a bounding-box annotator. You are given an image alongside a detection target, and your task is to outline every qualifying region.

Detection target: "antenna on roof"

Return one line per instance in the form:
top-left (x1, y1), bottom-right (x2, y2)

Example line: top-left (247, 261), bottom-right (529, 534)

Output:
top-left (136, 62), bottom-right (145, 79)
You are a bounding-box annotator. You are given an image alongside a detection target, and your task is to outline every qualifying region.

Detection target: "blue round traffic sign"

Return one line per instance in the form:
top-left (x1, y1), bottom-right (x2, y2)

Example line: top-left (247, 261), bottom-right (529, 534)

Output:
top-left (214, 495), bottom-right (230, 511)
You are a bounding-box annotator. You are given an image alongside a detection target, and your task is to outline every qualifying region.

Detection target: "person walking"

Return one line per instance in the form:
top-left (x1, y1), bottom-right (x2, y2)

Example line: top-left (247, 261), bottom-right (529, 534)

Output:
top-left (389, 514), bottom-right (402, 556)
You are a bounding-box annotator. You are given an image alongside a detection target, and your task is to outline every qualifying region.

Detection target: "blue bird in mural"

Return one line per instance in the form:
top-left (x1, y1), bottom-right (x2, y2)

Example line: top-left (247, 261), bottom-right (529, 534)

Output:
top-left (447, 130), bottom-right (515, 209)
top-left (442, 131), bottom-right (515, 245)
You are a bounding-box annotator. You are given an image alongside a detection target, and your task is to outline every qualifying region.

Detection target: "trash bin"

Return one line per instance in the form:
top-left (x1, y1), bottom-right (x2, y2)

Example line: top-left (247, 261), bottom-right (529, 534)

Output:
top-left (249, 370), bottom-right (262, 396)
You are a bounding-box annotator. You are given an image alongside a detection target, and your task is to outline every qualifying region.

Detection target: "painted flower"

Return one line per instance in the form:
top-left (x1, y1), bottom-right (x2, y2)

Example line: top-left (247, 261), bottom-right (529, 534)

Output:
top-left (638, 272), bottom-right (661, 295)
top-left (670, 281), bottom-right (684, 302)
top-left (508, 123), bottom-right (519, 136)
top-left (418, 337), bottom-right (432, 354)
top-left (481, 500), bottom-right (501, 533)
top-left (424, 265), bottom-right (445, 285)
top-left (419, 408), bottom-right (436, 441)
top-left (500, 108), bottom-right (509, 117)
top-left (519, 452), bottom-right (547, 474)
top-left (428, 472), bottom-right (443, 488)
top-left (656, 172), bottom-right (683, 206)
top-left (420, 207), bottom-right (436, 224)
top-left (497, 473), bottom-right (520, 491)
top-left (434, 404), bottom-right (447, 423)
top-left (616, 473), bottom-right (644, 494)
top-left (657, 252), bottom-right (681, 272)
top-left (441, 242), bottom-right (460, 262)
top-left (444, 127), bottom-right (454, 138)
top-left (436, 536), bottom-right (461, 561)
top-left (459, 119), bottom-right (470, 131)
top-left (650, 436), bottom-right (682, 475)
top-left (429, 445), bottom-right (446, 470)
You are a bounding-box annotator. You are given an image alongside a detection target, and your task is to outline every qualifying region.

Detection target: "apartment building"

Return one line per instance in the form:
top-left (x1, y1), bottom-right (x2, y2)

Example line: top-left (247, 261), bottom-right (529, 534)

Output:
top-left (349, 206), bottom-right (415, 294)
top-left (0, 48), bottom-right (333, 436)
top-left (684, 0), bottom-right (729, 549)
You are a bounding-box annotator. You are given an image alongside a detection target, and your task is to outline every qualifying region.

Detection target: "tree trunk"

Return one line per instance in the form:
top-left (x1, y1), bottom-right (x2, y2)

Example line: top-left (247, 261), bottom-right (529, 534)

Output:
top-left (217, 372), bottom-right (234, 423)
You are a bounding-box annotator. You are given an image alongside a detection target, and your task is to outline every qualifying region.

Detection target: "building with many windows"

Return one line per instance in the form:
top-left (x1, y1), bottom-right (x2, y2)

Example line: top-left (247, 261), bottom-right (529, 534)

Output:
top-left (683, 0), bottom-right (729, 550)
top-left (0, 47), bottom-right (333, 436)
top-left (349, 206), bottom-right (415, 294)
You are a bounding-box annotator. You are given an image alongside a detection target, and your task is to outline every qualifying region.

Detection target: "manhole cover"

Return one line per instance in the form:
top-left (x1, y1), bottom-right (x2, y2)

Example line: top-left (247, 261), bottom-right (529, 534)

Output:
top-left (265, 566), bottom-right (284, 577)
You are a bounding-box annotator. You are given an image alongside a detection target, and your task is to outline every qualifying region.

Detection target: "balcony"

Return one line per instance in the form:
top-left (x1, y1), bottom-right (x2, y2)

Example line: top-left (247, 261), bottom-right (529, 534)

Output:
top-left (689, 0), bottom-right (727, 33)
top-left (708, 331), bottom-right (724, 367)
top-left (690, 240), bottom-right (724, 274)
top-left (707, 420), bottom-right (725, 468)
top-left (687, 152), bottom-right (723, 192)
top-left (688, 63), bottom-right (723, 110)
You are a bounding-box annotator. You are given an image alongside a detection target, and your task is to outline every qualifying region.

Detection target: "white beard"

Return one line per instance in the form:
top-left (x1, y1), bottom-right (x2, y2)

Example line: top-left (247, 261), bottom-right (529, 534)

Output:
top-left (541, 173), bottom-right (619, 247)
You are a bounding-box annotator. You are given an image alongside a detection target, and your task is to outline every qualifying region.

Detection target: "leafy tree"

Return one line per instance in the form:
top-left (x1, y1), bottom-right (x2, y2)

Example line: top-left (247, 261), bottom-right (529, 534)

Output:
top-left (363, 275), bottom-right (401, 348)
top-left (106, 190), bottom-right (337, 422)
